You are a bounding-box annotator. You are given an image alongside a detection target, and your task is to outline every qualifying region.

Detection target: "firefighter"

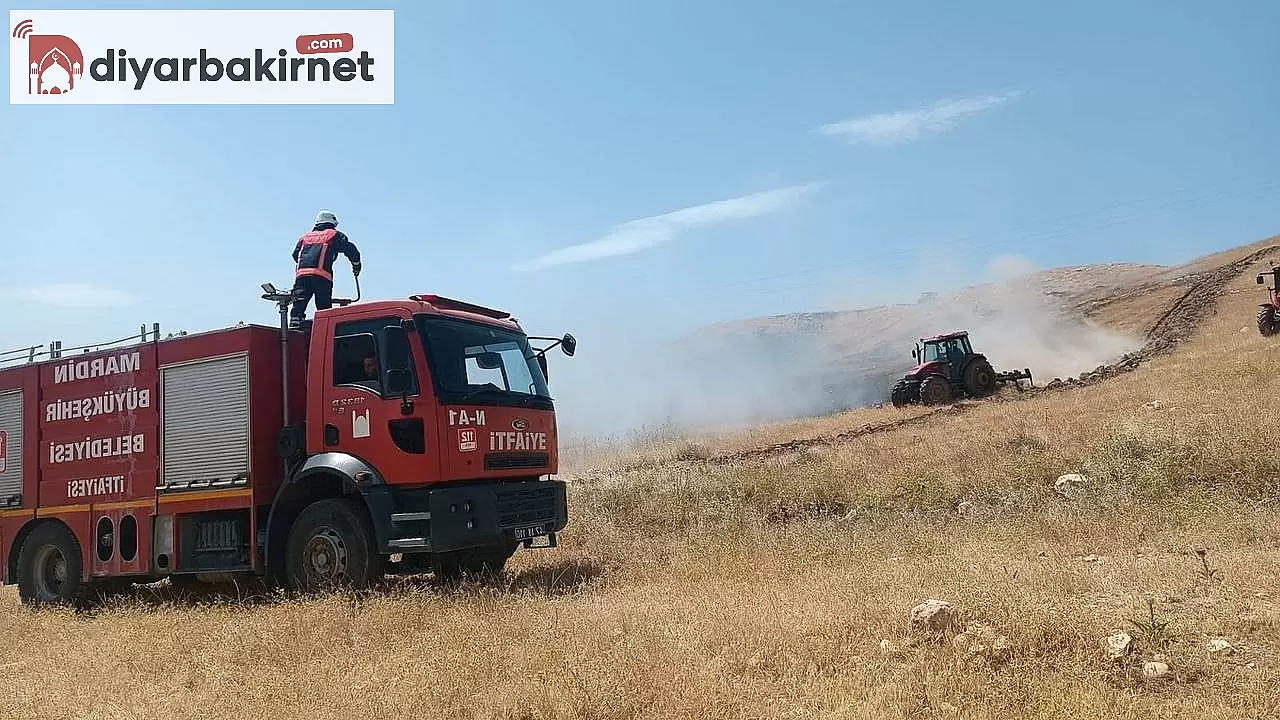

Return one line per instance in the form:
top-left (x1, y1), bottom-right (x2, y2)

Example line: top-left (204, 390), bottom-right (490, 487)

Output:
top-left (290, 209), bottom-right (363, 329)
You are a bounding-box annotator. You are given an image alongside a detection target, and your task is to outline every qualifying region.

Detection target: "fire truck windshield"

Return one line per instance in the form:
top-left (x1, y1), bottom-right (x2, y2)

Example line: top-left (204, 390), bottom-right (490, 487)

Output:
top-left (415, 314), bottom-right (554, 410)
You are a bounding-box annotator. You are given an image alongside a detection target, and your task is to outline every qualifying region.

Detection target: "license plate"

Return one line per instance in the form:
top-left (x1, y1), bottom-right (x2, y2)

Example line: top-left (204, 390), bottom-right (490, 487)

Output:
top-left (511, 525), bottom-right (547, 540)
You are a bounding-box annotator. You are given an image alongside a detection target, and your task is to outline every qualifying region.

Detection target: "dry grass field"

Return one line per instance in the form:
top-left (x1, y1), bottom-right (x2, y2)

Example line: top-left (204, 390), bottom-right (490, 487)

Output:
top-left (4, 237), bottom-right (1280, 719)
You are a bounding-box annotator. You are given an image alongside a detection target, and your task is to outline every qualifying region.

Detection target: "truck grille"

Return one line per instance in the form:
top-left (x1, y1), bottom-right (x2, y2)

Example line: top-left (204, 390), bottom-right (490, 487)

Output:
top-left (495, 483), bottom-right (559, 528)
top-left (484, 452), bottom-right (548, 471)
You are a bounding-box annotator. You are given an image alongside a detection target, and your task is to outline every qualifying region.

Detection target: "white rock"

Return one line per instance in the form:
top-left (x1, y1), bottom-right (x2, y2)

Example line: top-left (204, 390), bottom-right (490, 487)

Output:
top-left (1206, 637), bottom-right (1235, 657)
top-left (910, 599), bottom-right (956, 635)
top-left (1106, 632), bottom-right (1134, 660)
top-left (1054, 473), bottom-right (1089, 499)
top-left (1142, 661), bottom-right (1170, 679)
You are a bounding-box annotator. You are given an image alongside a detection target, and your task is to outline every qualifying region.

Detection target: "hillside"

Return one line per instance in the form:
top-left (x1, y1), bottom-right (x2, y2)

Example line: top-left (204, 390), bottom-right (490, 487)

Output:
top-left (634, 245), bottom-right (1274, 436)
top-left (4, 234), bottom-right (1280, 720)
top-left (637, 262), bottom-right (1166, 434)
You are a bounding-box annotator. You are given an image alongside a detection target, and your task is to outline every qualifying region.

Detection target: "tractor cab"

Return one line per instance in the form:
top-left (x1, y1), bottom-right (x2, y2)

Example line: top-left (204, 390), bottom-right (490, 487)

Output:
top-left (911, 331), bottom-right (973, 379)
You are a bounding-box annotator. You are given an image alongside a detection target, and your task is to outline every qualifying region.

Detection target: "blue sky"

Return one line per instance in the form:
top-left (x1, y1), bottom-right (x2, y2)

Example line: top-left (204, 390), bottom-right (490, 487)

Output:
top-left (4, 0), bottom-right (1280, 361)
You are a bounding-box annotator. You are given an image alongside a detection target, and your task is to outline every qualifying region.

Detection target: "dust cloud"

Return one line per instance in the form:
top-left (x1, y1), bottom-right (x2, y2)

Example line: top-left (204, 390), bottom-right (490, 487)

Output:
top-left (550, 254), bottom-right (1145, 444)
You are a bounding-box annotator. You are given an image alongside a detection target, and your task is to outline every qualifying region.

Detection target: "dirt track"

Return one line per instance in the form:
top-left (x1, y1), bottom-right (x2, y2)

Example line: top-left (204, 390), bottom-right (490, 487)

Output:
top-left (673, 244), bottom-right (1280, 468)
top-left (1041, 243), bottom-right (1278, 389)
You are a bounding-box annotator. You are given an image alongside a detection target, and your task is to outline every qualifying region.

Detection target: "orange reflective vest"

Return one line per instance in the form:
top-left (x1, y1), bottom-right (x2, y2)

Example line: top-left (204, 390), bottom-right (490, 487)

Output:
top-left (294, 227), bottom-right (338, 281)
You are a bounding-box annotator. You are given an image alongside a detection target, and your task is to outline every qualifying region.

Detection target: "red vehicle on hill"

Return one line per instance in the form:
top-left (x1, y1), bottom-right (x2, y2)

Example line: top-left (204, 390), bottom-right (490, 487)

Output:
top-left (1255, 264), bottom-right (1280, 336)
top-left (0, 280), bottom-right (576, 604)
top-left (889, 330), bottom-right (1032, 407)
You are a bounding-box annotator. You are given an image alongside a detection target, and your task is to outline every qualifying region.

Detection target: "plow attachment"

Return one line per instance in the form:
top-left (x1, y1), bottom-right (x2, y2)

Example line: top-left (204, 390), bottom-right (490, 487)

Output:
top-left (995, 367), bottom-right (1034, 390)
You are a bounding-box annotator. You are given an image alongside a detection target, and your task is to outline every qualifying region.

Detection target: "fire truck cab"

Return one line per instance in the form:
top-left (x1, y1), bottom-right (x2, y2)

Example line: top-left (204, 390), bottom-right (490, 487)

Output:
top-left (0, 284), bottom-right (576, 604)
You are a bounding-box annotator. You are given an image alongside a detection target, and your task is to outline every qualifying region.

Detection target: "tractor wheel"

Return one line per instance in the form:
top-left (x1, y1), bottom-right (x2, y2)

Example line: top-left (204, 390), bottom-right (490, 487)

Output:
top-left (890, 380), bottom-right (911, 407)
top-left (918, 374), bottom-right (951, 405)
top-left (963, 358), bottom-right (998, 397)
top-left (1258, 305), bottom-right (1279, 337)
top-left (284, 498), bottom-right (385, 593)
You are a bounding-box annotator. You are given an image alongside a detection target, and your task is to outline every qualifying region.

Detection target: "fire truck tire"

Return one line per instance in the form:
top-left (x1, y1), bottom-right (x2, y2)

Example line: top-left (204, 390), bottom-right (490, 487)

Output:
top-left (431, 542), bottom-right (519, 582)
top-left (284, 498), bottom-right (385, 592)
top-left (15, 521), bottom-right (83, 606)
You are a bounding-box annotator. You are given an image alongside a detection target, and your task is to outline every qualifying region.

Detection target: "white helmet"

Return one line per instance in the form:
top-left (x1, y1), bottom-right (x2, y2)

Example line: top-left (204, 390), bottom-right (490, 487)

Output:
top-left (315, 209), bottom-right (339, 226)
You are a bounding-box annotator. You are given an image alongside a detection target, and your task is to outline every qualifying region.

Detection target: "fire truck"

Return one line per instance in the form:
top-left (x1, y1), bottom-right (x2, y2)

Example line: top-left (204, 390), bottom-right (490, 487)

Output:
top-left (0, 278), bottom-right (576, 604)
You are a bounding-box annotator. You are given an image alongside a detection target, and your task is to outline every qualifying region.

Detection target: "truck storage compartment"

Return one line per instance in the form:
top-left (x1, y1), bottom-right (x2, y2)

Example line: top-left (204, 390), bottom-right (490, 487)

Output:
top-left (160, 353), bottom-right (252, 491)
top-left (0, 389), bottom-right (22, 507)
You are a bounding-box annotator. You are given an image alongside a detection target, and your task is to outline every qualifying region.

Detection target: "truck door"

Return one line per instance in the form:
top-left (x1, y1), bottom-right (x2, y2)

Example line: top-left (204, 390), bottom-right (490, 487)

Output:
top-left (323, 314), bottom-right (439, 483)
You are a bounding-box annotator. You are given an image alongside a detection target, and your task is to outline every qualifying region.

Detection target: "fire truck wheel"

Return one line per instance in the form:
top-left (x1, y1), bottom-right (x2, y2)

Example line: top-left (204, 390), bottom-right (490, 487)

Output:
top-left (284, 498), bottom-right (384, 592)
top-left (16, 522), bottom-right (83, 606)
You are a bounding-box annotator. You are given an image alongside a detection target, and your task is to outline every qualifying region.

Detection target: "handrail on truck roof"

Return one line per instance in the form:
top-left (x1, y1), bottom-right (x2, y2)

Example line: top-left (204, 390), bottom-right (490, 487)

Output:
top-left (0, 322), bottom-right (162, 368)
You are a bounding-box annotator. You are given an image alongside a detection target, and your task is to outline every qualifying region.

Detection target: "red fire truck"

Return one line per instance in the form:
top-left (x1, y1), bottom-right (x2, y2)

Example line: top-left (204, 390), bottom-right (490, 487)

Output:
top-left (0, 279), bottom-right (576, 604)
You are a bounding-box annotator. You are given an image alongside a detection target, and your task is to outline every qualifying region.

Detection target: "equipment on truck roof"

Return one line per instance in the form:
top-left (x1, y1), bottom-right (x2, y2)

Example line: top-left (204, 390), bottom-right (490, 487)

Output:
top-left (889, 330), bottom-right (1033, 407)
top-left (0, 281), bottom-right (577, 605)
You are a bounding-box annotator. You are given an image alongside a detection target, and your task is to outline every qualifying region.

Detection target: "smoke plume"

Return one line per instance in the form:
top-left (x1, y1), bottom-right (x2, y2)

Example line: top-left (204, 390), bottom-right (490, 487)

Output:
top-left (551, 254), bottom-right (1145, 444)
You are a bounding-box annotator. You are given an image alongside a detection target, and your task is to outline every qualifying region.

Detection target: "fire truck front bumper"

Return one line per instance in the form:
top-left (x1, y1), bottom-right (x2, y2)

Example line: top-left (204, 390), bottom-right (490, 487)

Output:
top-left (362, 477), bottom-right (568, 555)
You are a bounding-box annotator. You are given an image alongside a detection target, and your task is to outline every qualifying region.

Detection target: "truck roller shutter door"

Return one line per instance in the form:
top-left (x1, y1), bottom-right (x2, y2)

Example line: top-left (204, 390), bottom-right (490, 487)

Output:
top-left (161, 354), bottom-right (251, 489)
top-left (0, 390), bottom-right (22, 503)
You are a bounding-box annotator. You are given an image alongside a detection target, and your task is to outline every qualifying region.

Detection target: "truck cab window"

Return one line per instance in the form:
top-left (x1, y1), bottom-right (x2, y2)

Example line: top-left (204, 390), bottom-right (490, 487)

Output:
top-left (333, 333), bottom-right (381, 393)
top-left (415, 314), bottom-right (552, 409)
top-left (333, 315), bottom-right (419, 398)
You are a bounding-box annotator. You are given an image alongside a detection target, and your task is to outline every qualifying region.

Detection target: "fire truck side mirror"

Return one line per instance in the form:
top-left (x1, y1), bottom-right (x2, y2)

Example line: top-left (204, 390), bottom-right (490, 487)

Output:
top-left (380, 325), bottom-right (413, 387)
top-left (537, 353), bottom-right (549, 382)
top-left (561, 333), bottom-right (577, 357)
top-left (1259, 275), bottom-right (1265, 284)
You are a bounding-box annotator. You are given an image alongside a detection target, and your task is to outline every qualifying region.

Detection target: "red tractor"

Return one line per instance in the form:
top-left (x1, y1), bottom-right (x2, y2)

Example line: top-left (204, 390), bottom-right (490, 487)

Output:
top-left (889, 330), bottom-right (1033, 407)
top-left (1256, 264), bottom-right (1280, 337)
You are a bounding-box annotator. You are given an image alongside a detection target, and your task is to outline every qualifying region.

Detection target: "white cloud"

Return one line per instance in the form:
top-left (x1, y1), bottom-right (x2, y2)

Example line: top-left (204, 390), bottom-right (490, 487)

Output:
top-left (817, 91), bottom-right (1021, 147)
top-left (3, 283), bottom-right (138, 308)
top-left (513, 182), bottom-right (825, 271)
